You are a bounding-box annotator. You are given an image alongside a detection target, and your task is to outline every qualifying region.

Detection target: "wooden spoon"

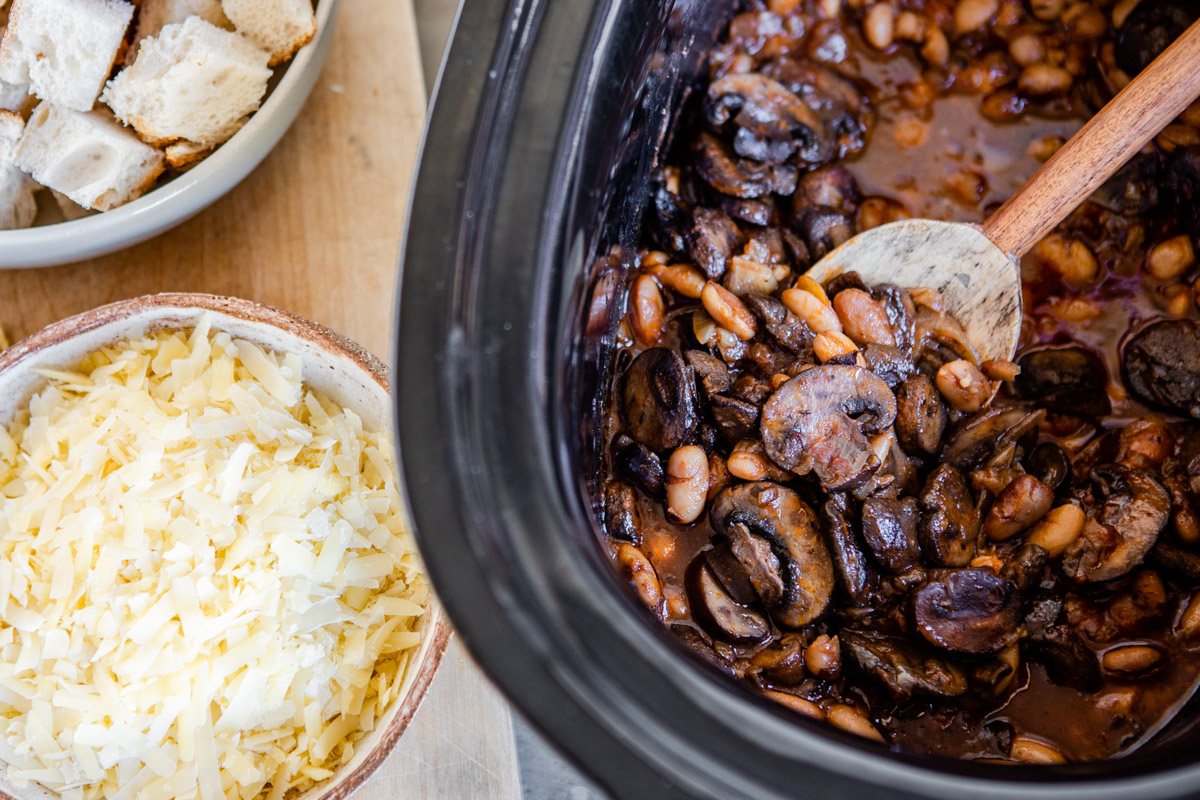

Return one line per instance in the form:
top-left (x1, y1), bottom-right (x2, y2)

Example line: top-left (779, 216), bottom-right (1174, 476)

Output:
top-left (805, 18), bottom-right (1200, 364)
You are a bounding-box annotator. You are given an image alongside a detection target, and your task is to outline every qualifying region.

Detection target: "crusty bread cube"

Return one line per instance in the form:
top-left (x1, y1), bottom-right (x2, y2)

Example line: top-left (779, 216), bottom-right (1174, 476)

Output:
top-left (0, 164), bottom-right (36, 229)
top-left (15, 102), bottom-right (164, 210)
top-left (102, 17), bottom-right (270, 148)
top-left (130, 0), bottom-right (232, 59)
top-left (0, 109), bottom-right (22, 165)
top-left (164, 139), bottom-right (211, 169)
top-left (222, 0), bottom-right (314, 66)
top-left (0, 0), bottom-right (134, 112)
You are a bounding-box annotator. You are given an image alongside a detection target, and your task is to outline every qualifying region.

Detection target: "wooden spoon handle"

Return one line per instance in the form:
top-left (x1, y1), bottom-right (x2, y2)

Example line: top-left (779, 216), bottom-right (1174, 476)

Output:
top-left (982, 19), bottom-right (1200, 259)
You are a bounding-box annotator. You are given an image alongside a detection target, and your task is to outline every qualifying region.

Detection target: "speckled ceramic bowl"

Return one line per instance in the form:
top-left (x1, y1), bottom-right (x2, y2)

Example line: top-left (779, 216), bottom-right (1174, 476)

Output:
top-left (0, 0), bottom-right (340, 270)
top-left (0, 293), bottom-right (450, 800)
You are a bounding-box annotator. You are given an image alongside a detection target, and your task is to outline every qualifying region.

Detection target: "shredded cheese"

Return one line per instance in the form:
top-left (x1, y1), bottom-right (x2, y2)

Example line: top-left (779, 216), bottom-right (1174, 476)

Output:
top-left (0, 319), bottom-right (429, 800)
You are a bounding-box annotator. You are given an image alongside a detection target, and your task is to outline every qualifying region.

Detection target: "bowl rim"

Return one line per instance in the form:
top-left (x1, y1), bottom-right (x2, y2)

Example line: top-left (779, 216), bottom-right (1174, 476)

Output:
top-left (0, 0), bottom-right (341, 270)
top-left (0, 292), bottom-right (451, 800)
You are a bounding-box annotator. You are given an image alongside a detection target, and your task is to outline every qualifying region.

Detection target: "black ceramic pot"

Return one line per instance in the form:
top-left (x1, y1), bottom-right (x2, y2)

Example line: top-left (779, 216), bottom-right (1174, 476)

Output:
top-left (395, 1), bottom-right (1200, 797)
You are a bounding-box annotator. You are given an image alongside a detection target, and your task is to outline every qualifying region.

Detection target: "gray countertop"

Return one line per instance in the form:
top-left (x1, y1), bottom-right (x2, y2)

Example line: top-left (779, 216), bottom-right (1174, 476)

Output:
top-left (408, 1), bottom-right (610, 798)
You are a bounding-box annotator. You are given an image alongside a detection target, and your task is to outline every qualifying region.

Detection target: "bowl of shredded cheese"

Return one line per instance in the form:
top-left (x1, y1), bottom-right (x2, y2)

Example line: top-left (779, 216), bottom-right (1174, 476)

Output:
top-left (0, 293), bottom-right (449, 800)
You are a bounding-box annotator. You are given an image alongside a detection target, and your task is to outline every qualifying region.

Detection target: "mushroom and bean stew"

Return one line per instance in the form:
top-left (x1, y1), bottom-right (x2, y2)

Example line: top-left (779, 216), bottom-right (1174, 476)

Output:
top-left (599, 0), bottom-right (1200, 763)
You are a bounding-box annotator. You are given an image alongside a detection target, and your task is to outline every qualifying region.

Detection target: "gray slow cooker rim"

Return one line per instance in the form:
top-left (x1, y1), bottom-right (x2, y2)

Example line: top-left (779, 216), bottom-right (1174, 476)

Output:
top-left (394, 0), bottom-right (1200, 796)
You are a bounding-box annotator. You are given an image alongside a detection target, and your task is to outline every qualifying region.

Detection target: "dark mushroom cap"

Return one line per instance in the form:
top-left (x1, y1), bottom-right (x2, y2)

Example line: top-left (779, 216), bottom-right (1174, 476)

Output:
top-left (760, 365), bottom-right (896, 491)
top-left (861, 496), bottom-right (921, 573)
top-left (1063, 466), bottom-right (1171, 582)
top-left (917, 464), bottom-right (980, 567)
top-left (1121, 319), bottom-right (1200, 419)
top-left (1015, 346), bottom-right (1112, 417)
top-left (914, 569), bottom-right (1020, 654)
top-left (820, 493), bottom-right (876, 605)
top-left (710, 481), bottom-right (835, 627)
top-left (1115, 0), bottom-right (1200, 76)
top-left (895, 374), bottom-right (947, 456)
top-left (620, 347), bottom-right (699, 451)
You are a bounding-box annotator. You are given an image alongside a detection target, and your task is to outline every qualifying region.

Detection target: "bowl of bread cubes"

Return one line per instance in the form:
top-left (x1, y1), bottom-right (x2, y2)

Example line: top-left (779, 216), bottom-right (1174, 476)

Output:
top-left (0, 293), bottom-right (449, 800)
top-left (0, 0), bottom-right (338, 268)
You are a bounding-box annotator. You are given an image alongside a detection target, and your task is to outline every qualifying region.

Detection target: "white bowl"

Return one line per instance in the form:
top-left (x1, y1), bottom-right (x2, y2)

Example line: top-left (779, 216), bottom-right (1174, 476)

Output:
top-left (0, 0), bottom-right (340, 270)
top-left (0, 293), bottom-right (451, 800)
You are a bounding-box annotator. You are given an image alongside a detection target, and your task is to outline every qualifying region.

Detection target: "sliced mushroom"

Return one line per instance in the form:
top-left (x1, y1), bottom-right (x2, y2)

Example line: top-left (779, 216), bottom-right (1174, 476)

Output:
top-left (1115, 0), bottom-right (1200, 76)
top-left (614, 438), bottom-right (665, 498)
top-left (795, 165), bottom-right (861, 215)
top-left (875, 284), bottom-right (918, 357)
top-left (706, 72), bottom-right (826, 165)
top-left (1015, 346), bottom-right (1112, 417)
top-left (742, 292), bottom-right (816, 354)
top-left (604, 480), bottom-right (641, 543)
top-left (918, 464), bottom-right (980, 567)
top-left (710, 481), bottom-right (835, 627)
top-left (896, 374), bottom-right (947, 456)
top-left (694, 132), bottom-right (798, 199)
top-left (705, 539), bottom-right (760, 606)
top-left (760, 365), bottom-right (897, 491)
top-left (914, 569), bottom-right (1021, 654)
top-left (840, 631), bottom-right (968, 700)
top-left (1026, 442), bottom-right (1071, 492)
top-left (793, 206), bottom-right (854, 261)
top-left (1122, 319), bottom-right (1200, 419)
top-left (820, 493), bottom-right (876, 605)
top-left (1063, 466), bottom-right (1171, 582)
top-left (861, 497), bottom-right (920, 573)
top-left (710, 394), bottom-right (761, 442)
top-left (686, 555), bottom-right (771, 644)
top-left (620, 348), bottom-right (699, 452)
top-left (1000, 543), bottom-right (1050, 597)
top-left (685, 350), bottom-right (733, 399)
top-left (750, 634), bottom-right (809, 685)
top-left (727, 521), bottom-right (787, 609)
top-left (940, 407), bottom-right (1045, 472)
top-left (760, 58), bottom-right (874, 163)
top-left (859, 344), bottom-right (915, 390)
top-left (686, 206), bottom-right (743, 278)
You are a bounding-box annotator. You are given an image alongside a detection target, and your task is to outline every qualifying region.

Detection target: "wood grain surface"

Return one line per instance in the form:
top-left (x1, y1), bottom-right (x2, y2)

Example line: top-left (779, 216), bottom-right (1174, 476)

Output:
top-left (0, 1), bottom-right (524, 797)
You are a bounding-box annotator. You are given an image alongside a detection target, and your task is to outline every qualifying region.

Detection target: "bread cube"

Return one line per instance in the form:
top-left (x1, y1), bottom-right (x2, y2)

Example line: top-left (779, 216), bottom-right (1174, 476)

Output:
top-left (222, 0), bottom-right (315, 66)
top-left (0, 164), bottom-right (36, 229)
top-left (0, 0), bottom-right (134, 112)
top-left (130, 0), bottom-right (232, 58)
top-left (102, 17), bottom-right (270, 148)
top-left (0, 109), bottom-right (22, 165)
top-left (15, 102), bottom-right (164, 210)
top-left (0, 79), bottom-right (33, 114)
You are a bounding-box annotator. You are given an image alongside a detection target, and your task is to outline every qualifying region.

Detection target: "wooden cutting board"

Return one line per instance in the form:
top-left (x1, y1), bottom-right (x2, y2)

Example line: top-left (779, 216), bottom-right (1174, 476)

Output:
top-left (0, 1), bottom-right (524, 797)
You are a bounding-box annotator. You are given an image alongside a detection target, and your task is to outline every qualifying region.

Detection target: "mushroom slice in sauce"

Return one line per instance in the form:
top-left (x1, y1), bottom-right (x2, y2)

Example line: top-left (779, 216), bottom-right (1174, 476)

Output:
top-left (710, 481), bottom-right (835, 627)
top-left (760, 365), bottom-right (896, 491)
top-left (1063, 466), bottom-right (1171, 582)
top-left (913, 569), bottom-right (1021, 655)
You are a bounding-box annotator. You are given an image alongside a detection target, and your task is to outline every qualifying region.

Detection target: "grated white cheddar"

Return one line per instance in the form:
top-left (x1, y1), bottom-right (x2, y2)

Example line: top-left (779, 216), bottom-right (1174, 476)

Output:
top-left (0, 319), bottom-right (429, 800)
